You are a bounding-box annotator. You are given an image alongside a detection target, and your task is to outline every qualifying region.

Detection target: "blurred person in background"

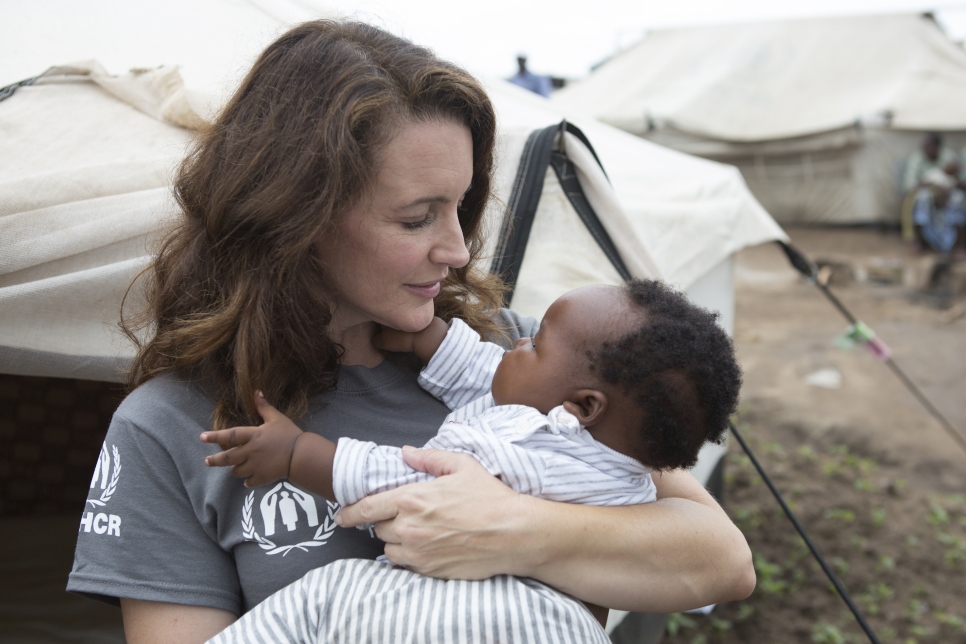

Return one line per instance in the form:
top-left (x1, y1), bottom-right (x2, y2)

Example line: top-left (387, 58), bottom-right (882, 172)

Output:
top-left (508, 53), bottom-right (552, 97)
top-left (911, 167), bottom-right (966, 256)
top-left (901, 133), bottom-right (958, 245)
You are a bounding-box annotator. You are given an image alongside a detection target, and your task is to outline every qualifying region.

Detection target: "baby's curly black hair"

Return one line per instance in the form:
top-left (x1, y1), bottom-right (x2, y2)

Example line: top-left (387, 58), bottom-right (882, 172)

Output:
top-left (592, 279), bottom-right (742, 471)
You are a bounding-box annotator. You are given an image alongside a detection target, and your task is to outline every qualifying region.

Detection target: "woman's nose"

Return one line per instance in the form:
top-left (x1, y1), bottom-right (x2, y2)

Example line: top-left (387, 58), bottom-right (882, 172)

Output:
top-left (430, 209), bottom-right (471, 268)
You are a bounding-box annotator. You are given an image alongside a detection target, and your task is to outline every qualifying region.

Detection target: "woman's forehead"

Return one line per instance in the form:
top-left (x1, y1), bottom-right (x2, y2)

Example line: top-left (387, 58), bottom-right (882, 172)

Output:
top-left (372, 120), bottom-right (473, 202)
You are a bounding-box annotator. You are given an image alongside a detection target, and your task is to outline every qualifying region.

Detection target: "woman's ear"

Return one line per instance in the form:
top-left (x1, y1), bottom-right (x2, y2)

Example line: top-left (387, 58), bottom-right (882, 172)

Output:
top-left (562, 389), bottom-right (608, 426)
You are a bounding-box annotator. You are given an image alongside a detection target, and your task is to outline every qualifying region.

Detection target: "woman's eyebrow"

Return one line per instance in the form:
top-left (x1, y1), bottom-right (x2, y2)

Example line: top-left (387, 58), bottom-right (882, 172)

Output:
top-left (395, 195), bottom-right (449, 211)
top-left (395, 183), bottom-right (472, 211)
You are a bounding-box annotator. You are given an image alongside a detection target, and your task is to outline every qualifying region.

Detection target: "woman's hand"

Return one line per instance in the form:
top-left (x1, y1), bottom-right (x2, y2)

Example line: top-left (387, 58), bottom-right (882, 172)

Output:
top-left (338, 451), bottom-right (755, 612)
top-left (336, 447), bottom-right (531, 579)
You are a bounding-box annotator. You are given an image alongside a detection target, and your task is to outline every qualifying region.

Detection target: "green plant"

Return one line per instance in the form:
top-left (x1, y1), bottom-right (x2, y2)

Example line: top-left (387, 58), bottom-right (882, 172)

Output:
top-left (764, 441), bottom-right (787, 459)
top-left (733, 507), bottom-right (764, 531)
top-left (935, 610), bottom-right (966, 631)
top-left (876, 555), bottom-right (895, 572)
top-left (822, 459), bottom-right (844, 478)
top-left (753, 553), bottom-right (788, 595)
top-left (824, 508), bottom-right (856, 523)
top-left (870, 508), bottom-right (887, 527)
top-left (937, 532), bottom-right (966, 566)
top-left (831, 557), bottom-right (850, 576)
top-left (928, 503), bottom-right (950, 526)
top-left (858, 582), bottom-right (894, 616)
top-left (811, 621), bottom-right (847, 644)
top-left (905, 598), bottom-right (928, 622)
top-left (665, 612), bottom-right (697, 636)
top-left (798, 445), bottom-right (818, 462)
top-left (908, 624), bottom-right (934, 637)
top-left (710, 618), bottom-right (732, 634)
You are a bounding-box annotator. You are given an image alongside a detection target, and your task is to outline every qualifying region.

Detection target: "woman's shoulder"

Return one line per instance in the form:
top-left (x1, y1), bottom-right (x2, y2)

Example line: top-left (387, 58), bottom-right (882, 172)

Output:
top-left (113, 372), bottom-right (215, 437)
top-left (487, 308), bottom-right (539, 350)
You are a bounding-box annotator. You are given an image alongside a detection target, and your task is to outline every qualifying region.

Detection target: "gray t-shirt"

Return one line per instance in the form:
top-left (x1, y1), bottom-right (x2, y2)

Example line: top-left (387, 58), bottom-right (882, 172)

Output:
top-left (68, 310), bottom-right (537, 615)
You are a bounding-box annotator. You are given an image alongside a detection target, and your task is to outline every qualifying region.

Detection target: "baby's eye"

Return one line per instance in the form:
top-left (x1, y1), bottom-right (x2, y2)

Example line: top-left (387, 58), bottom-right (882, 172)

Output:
top-left (530, 338), bottom-right (536, 349)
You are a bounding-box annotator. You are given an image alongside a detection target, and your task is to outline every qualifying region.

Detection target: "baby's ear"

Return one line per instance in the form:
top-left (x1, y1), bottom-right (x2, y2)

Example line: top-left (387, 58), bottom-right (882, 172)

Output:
top-left (562, 390), bottom-right (607, 426)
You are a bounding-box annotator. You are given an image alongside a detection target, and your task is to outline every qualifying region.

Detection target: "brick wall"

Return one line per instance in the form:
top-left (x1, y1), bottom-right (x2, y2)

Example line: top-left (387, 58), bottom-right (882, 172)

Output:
top-left (0, 374), bottom-right (125, 516)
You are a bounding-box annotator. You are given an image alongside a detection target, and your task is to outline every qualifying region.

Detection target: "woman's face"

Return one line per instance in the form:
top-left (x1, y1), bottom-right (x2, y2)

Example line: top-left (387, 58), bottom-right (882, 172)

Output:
top-left (321, 119), bottom-right (474, 335)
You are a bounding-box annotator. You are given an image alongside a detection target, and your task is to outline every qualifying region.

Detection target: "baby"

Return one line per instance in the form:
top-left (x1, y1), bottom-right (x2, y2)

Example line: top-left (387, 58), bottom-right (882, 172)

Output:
top-left (202, 279), bottom-right (742, 643)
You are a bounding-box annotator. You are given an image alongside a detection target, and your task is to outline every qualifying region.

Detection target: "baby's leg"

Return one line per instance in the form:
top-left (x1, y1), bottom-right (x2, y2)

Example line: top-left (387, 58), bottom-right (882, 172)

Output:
top-left (206, 565), bottom-right (331, 644)
top-left (208, 560), bottom-right (611, 643)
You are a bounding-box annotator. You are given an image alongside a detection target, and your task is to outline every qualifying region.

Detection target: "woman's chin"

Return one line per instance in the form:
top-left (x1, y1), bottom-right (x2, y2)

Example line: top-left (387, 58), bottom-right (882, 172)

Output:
top-left (383, 308), bottom-right (435, 333)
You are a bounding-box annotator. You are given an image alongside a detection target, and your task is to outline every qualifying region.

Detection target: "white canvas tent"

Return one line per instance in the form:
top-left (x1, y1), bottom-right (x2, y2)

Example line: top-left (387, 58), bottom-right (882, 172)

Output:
top-left (0, 0), bottom-right (784, 637)
top-left (554, 13), bottom-right (966, 225)
top-left (0, 0), bottom-right (784, 385)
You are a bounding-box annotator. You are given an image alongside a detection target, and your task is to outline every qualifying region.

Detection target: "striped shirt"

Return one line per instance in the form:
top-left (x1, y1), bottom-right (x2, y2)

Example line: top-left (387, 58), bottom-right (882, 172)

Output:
top-left (209, 319), bottom-right (653, 643)
top-left (209, 559), bottom-right (610, 643)
top-left (333, 318), bottom-right (655, 508)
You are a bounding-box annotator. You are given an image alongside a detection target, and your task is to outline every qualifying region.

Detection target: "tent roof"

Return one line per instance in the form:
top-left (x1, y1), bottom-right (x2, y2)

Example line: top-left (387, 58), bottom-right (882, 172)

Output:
top-left (554, 13), bottom-right (966, 142)
top-left (0, 1), bottom-right (783, 380)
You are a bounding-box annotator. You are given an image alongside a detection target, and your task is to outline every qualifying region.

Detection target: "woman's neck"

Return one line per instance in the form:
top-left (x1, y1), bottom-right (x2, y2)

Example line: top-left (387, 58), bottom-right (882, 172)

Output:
top-left (332, 321), bottom-right (384, 368)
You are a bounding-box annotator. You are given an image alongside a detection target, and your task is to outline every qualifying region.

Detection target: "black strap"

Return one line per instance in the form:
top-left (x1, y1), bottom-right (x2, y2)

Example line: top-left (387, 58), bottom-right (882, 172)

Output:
top-left (550, 151), bottom-right (630, 281)
top-left (0, 75), bottom-right (41, 103)
top-left (491, 125), bottom-right (557, 303)
top-left (491, 120), bottom-right (624, 305)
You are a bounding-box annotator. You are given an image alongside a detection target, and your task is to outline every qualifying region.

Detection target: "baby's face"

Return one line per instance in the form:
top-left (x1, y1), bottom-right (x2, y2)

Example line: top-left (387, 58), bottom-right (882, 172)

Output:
top-left (491, 285), bottom-right (623, 414)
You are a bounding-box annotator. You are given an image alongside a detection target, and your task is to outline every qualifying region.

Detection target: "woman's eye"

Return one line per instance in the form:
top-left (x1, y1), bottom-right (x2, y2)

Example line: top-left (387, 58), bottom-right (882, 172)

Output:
top-left (403, 215), bottom-right (433, 230)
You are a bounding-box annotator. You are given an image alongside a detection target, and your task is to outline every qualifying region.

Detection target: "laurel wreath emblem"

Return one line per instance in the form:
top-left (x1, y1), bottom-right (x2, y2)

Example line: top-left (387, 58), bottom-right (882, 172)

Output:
top-left (87, 445), bottom-right (121, 508)
top-left (242, 490), bottom-right (338, 556)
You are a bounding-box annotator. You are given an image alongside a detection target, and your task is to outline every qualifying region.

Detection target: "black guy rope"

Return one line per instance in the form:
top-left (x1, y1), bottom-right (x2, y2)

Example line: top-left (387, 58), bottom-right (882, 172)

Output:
top-left (729, 421), bottom-right (882, 644)
top-left (778, 241), bottom-right (966, 457)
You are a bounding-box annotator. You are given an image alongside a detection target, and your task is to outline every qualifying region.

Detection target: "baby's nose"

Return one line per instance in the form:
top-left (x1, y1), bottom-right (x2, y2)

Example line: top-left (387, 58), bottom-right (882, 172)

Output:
top-left (514, 337), bottom-right (530, 349)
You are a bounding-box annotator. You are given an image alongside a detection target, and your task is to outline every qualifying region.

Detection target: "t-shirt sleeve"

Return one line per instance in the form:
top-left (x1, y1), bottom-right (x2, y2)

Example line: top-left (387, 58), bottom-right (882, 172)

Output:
top-left (67, 411), bottom-right (242, 614)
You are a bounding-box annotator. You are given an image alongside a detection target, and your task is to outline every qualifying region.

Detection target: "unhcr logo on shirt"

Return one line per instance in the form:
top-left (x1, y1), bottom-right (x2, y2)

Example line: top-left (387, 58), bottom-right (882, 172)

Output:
top-left (79, 442), bottom-right (122, 537)
top-left (242, 482), bottom-right (339, 555)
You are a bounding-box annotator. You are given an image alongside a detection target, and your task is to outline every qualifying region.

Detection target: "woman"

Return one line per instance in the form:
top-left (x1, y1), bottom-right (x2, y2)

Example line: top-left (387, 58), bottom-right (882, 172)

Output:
top-left (68, 20), bottom-right (754, 642)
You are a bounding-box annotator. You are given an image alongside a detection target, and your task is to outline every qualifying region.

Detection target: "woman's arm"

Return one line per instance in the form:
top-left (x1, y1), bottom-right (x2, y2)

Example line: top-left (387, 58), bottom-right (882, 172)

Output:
top-left (120, 599), bottom-right (236, 644)
top-left (335, 448), bottom-right (755, 613)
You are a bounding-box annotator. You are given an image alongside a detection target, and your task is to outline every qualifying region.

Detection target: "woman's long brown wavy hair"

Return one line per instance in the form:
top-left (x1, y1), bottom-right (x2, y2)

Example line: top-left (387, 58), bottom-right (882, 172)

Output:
top-left (122, 20), bottom-right (505, 428)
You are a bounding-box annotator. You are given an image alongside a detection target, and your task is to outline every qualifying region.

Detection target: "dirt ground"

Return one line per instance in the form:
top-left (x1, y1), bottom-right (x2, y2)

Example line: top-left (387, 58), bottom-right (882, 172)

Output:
top-left (664, 227), bottom-right (966, 644)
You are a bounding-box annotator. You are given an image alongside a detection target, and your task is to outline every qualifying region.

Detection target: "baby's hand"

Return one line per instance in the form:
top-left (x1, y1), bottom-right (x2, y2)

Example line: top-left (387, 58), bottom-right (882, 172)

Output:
top-left (373, 317), bottom-right (449, 365)
top-left (372, 326), bottom-right (419, 354)
top-left (201, 392), bottom-right (303, 488)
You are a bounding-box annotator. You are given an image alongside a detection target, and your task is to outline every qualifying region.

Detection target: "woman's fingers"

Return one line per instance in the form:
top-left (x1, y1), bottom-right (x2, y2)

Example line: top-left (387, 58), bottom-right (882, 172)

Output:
top-left (342, 450), bottom-right (526, 579)
top-left (400, 445), bottom-right (474, 477)
top-left (336, 487), bottom-right (403, 528)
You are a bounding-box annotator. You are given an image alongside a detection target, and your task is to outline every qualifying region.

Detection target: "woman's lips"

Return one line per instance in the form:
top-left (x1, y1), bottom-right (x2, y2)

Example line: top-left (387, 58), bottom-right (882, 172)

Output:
top-left (404, 281), bottom-right (441, 298)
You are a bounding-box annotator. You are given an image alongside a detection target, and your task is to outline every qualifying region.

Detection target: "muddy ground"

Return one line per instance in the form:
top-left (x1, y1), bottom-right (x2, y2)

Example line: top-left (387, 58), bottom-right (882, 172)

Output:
top-left (664, 227), bottom-right (966, 644)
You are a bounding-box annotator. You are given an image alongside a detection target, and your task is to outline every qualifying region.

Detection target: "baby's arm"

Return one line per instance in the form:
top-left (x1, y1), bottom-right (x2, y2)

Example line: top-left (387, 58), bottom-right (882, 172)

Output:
top-left (201, 392), bottom-right (337, 500)
top-left (373, 317), bottom-right (449, 365)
